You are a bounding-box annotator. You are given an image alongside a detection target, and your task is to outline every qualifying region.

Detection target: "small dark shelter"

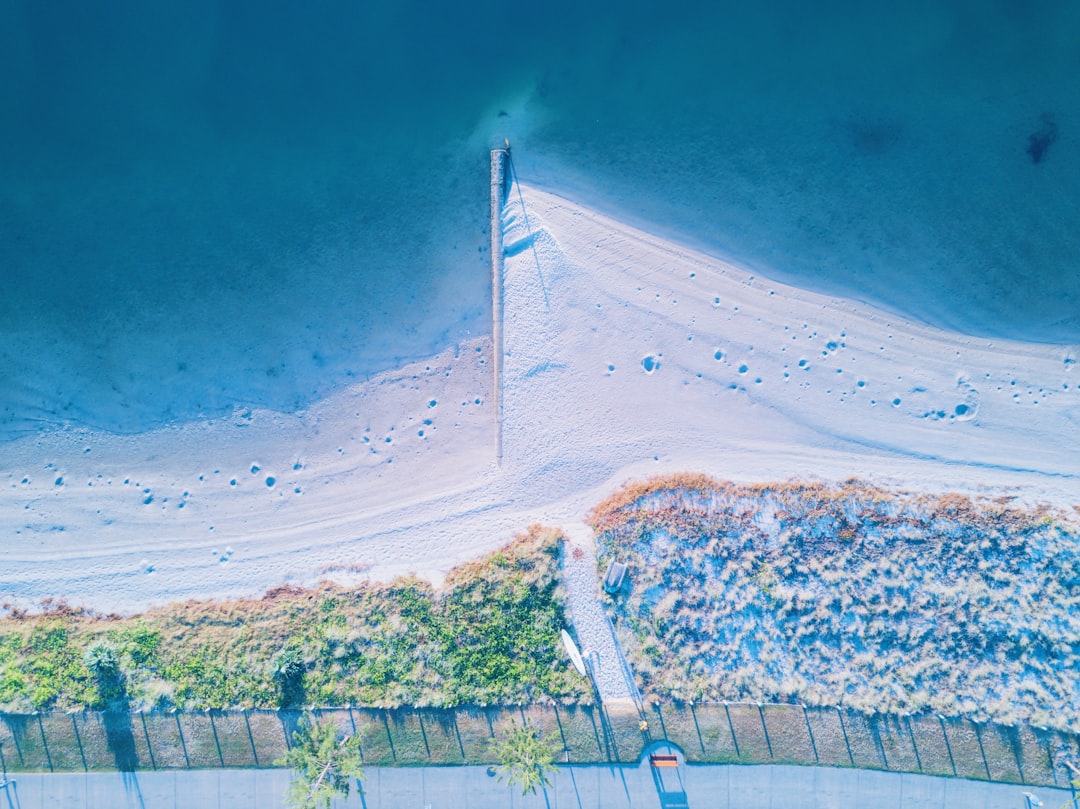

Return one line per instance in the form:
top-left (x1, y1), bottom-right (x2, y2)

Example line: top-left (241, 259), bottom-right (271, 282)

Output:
top-left (603, 560), bottom-right (628, 594)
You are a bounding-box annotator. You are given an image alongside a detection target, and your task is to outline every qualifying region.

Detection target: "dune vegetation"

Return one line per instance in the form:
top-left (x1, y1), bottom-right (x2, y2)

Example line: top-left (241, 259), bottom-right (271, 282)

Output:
top-left (0, 526), bottom-right (589, 712)
top-left (592, 475), bottom-right (1080, 732)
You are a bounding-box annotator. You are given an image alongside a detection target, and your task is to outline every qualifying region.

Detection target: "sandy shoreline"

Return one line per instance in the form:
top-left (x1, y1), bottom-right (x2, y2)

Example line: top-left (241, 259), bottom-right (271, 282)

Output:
top-left (2, 183), bottom-right (1077, 612)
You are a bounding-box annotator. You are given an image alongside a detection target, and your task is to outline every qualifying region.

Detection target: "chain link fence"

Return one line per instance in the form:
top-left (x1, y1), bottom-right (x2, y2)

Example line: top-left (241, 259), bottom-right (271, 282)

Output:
top-left (0, 703), bottom-right (1076, 790)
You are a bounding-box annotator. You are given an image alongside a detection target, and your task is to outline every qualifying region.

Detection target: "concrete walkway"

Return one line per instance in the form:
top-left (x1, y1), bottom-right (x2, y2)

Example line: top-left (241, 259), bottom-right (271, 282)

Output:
top-left (1, 762), bottom-right (1071, 809)
top-left (562, 524), bottom-right (639, 706)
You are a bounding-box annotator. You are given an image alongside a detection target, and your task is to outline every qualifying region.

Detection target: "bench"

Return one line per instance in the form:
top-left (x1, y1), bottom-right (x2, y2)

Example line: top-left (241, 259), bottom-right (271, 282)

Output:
top-left (650, 754), bottom-right (679, 768)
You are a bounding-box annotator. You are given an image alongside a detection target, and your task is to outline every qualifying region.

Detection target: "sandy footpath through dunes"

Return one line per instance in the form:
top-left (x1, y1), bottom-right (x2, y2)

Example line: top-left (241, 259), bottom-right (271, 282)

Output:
top-left (2, 183), bottom-right (1078, 612)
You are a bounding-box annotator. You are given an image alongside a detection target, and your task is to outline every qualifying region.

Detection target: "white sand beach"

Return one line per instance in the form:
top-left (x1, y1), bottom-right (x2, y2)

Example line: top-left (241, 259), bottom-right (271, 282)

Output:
top-left (2, 181), bottom-right (1077, 612)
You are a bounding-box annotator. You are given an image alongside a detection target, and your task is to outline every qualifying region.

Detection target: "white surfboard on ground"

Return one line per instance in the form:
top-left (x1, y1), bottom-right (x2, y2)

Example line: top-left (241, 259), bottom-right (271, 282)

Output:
top-left (561, 629), bottom-right (588, 678)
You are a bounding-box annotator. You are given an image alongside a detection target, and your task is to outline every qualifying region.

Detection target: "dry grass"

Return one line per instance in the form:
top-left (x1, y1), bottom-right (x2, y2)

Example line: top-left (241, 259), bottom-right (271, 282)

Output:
top-left (592, 476), bottom-right (1080, 732)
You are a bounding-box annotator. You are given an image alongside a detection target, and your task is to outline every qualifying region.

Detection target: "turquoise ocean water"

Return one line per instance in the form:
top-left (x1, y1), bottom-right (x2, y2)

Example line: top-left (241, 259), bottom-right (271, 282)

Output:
top-left (1, 0), bottom-right (1078, 436)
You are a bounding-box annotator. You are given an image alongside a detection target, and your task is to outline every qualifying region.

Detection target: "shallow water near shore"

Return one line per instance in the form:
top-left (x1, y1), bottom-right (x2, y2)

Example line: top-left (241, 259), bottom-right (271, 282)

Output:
top-left (2, 0), bottom-right (1078, 437)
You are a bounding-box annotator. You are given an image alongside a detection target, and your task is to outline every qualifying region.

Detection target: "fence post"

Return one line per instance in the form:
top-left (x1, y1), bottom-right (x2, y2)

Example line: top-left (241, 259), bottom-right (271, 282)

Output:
top-left (208, 710), bottom-right (225, 767)
top-left (871, 712), bottom-right (888, 770)
top-left (802, 705), bottom-right (819, 764)
top-left (70, 713), bottom-right (87, 772)
top-left (689, 703), bottom-right (707, 757)
top-left (937, 714), bottom-right (957, 776)
top-left (972, 720), bottom-right (991, 780)
top-left (174, 711), bottom-right (190, 768)
top-left (837, 708), bottom-right (854, 767)
top-left (417, 712), bottom-right (431, 760)
top-left (723, 702), bottom-right (740, 759)
top-left (36, 713), bottom-right (53, 772)
top-left (140, 712), bottom-right (157, 770)
top-left (757, 704), bottom-right (773, 760)
top-left (381, 711), bottom-right (396, 762)
top-left (905, 714), bottom-right (922, 773)
top-left (243, 710), bottom-right (258, 768)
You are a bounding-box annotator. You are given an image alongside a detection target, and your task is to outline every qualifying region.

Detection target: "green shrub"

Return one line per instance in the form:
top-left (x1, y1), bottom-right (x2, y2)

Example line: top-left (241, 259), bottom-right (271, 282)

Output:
top-left (0, 527), bottom-right (588, 711)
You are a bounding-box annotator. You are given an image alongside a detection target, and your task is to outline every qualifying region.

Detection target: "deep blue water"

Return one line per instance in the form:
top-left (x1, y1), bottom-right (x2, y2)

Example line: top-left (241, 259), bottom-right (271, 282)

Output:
top-left (1, 0), bottom-right (1078, 436)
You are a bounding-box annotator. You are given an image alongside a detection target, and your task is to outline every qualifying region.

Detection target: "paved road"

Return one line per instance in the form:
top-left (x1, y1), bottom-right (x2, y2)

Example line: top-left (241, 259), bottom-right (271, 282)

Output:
top-left (2, 760), bottom-right (1072, 809)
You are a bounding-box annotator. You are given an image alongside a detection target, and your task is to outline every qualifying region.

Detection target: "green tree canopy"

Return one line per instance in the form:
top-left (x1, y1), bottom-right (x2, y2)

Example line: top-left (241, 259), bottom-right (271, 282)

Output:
top-left (493, 720), bottom-right (557, 796)
top-left (278, 716), bottom-right (364, 809)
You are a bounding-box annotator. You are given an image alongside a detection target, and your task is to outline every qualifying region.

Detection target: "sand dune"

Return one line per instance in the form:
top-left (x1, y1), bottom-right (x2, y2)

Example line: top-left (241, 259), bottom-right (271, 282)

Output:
top-left (2, 183), bottom-right (1077, 612)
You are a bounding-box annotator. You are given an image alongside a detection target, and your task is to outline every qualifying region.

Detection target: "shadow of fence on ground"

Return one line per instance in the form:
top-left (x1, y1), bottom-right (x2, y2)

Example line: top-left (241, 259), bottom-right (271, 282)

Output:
top-left (0, 703), bottom-right (1076, 788)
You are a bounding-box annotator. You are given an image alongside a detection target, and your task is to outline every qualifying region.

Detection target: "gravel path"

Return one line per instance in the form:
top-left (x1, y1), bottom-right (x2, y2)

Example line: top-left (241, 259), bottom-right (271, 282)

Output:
top-left (561, 523), bottom-right (639, 705)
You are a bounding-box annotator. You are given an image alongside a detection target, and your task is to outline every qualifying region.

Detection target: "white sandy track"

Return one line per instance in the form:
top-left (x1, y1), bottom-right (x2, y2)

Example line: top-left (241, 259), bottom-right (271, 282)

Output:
top-left (561, 523), bottom-right (637, 705)
top-left (2, 183), bottom-right (1078, 612)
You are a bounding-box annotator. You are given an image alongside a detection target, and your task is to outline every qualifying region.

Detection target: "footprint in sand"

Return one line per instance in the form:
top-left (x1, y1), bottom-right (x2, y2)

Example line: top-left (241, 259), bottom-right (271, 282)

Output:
top-left (954, 377), bottom-right (980, 421)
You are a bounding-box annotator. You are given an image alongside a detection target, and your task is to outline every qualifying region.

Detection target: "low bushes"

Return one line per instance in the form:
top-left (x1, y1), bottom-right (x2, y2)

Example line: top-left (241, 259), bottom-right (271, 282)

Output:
top-left (593, 476), bottom-right (1080, 732)
top-left (0, 526), bottom-right (589, 712)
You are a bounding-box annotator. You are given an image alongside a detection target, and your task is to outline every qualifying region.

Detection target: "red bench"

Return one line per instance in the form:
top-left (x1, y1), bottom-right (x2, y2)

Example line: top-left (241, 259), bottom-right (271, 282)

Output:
top-left (650, 754), bottom-right (679, 768)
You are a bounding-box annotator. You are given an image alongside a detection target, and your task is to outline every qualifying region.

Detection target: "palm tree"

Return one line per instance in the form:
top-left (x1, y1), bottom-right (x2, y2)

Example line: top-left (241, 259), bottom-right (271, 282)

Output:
top-left (493, 720), bottom-right (557, 796)
top-left (84, 641), bottom-right (127, 706)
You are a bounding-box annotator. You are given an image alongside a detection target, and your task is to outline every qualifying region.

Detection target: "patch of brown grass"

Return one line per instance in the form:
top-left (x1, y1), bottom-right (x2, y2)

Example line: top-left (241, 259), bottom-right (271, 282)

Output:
top-left (594, 475), bottom-right (1080, 732)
